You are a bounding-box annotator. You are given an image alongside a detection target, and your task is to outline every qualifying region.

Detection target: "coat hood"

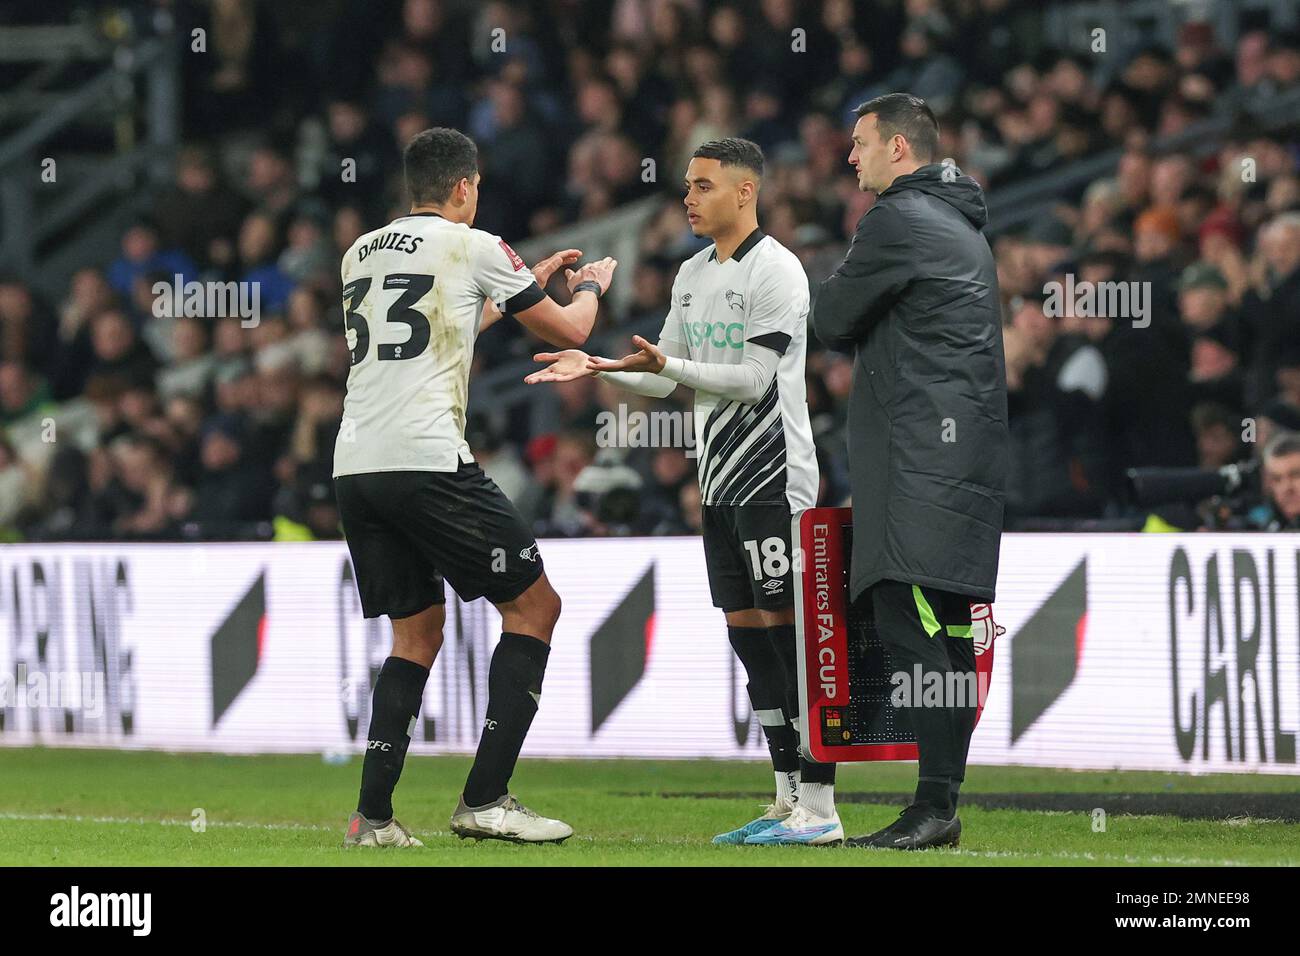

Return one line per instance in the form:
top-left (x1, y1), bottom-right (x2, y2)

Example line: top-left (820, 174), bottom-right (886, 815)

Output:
top-left (881, 163), bottom-right (988, 230)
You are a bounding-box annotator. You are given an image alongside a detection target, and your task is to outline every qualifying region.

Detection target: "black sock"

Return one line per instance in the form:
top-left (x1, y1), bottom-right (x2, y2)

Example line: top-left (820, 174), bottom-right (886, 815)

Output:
top-left (874, 620), bottom-right (960, 816)
top-left (915, 777), bottom-right (954, 818)
top-left (766, 623), bottom-right (837, 785)
top-left (357, 656), bottom-right (429, 821)
top-left (462, 633), bottom-right (550, 808)
top-left (945, 634), bottom-right (977, 816)
top-left (729, 625), bottom-right (799, 773)
top-left (916, 778), bottom-right (953, 816)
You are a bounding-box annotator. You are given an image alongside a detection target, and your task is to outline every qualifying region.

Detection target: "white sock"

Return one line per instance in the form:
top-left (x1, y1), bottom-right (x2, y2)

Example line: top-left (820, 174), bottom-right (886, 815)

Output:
top-left (799, 782), bottom-right (835, 818)
top-left (775, 770), bottom-right (800, 812)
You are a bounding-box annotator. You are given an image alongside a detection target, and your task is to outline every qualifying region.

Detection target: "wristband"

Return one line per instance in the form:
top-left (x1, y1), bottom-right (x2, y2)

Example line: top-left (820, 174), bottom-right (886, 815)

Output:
top-left (573, 280), bottom-right (603, 298)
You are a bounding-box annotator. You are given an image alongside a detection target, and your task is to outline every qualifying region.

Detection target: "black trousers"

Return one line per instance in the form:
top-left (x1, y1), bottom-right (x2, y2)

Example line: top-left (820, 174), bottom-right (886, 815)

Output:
top-left (868, 580), bottom-right (979, 791)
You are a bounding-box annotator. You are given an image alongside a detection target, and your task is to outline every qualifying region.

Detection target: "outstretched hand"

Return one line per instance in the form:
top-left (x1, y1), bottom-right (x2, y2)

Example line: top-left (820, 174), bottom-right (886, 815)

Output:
top-left (585, 335), bottom-right (666, 374)
top-left (525, 349), bottom-right (594, 384)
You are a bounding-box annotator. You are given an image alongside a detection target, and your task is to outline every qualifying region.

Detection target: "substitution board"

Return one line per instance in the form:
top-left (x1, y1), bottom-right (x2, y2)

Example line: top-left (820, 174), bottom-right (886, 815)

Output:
top-left (793, 507), bottom-right (998, 763)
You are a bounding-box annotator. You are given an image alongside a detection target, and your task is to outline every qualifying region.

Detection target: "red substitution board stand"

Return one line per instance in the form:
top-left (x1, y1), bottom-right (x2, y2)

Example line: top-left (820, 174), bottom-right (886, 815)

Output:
top-left (793, 507), bottom-right (996, 763)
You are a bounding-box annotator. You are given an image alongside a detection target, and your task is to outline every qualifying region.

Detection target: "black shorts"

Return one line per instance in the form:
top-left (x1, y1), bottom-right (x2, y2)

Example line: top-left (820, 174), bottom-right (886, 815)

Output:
top-left (334, 463), bottom-right (544, 619)
top-left (702, 504), bottom-right (795, 612)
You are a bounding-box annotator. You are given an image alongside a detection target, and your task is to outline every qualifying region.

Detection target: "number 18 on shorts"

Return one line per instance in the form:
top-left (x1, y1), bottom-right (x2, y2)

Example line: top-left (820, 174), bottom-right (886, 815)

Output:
top-left (702, 504), bottom-right (794, 612)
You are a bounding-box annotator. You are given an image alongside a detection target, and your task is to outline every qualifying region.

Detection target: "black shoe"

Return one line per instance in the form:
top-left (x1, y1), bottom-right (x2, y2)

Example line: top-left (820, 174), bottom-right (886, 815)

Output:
top-left (845, 803), bottom-right (961, 850)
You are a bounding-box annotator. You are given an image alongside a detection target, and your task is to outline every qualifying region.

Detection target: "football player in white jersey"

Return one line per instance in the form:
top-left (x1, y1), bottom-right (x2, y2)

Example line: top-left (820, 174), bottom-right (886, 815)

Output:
top-left (526, 139), bottom-right (841, 845)
top-left (336, 127), bottom-right (616, 847)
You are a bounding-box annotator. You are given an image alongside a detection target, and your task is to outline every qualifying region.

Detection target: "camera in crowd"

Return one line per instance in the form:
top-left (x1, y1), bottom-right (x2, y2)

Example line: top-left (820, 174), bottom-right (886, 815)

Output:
top-left (573, 451), bottom-right (643, 534)
top-left (1127, 430), bottom-right (1300, 530)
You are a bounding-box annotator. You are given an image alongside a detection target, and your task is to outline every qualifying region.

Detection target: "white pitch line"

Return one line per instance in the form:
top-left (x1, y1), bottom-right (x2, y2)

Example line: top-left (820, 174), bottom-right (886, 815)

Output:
top-left (0, 811), bottom-right (608, 843)
top-left (0, 812), bottom-right (1290, 865)
top-left (939, 847), bottom-right (1262, 867)
top-left (0, 811), bottom-right (333, 832)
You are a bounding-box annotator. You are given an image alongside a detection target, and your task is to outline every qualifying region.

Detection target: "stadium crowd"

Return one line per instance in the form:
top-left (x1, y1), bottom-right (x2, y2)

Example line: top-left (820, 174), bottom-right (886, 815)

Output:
top-left (2, 0), bottom-right (1300, 540)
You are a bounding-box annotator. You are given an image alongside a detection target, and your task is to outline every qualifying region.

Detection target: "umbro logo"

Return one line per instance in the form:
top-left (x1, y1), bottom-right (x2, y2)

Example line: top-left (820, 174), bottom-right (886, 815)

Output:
top-left (725, 290), bottom-right (745, 311)
top-left (520, 544), bottom-right (540, 562)
top-left (762, 579), bottom-right (783, 593)
top-left (680, 293), bottom-right (692, 308)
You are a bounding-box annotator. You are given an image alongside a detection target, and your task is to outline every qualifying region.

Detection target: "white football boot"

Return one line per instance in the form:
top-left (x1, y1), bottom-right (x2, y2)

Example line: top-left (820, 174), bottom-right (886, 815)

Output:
top-left (450, 794), bottom-right (573, 844)
top-left (744, 803), bottom-right (845, 846)
top-left (343, 812), bottom-right (424, 847)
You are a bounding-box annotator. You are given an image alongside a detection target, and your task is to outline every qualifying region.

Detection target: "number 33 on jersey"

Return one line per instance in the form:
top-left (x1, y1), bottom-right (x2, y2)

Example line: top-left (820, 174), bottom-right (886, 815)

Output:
top-left (333, 213), bottom-right (542, 478)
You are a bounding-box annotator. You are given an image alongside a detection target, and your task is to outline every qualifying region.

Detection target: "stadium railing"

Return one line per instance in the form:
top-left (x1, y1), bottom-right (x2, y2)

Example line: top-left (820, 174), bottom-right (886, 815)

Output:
top-left (0, 24), bottom-right (179, 300)
top-left (1046, 0), bottom-right (1299, 57)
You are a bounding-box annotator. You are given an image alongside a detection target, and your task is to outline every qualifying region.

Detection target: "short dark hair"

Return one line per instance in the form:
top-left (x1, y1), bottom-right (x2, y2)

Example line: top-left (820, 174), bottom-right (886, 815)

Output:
top-left (692, 138), bottom-right (764, 177)
top-left (1265, 432), bottom-right (1300, 463)
top-left (854, 93), bottom-right (939, 162)
top-left (404, 127), bottom-right (478, 205)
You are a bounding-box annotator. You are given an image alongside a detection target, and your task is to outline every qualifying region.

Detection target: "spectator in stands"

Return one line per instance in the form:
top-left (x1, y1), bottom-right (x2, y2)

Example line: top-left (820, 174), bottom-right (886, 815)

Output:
top-left (0, 361), bottom-right (53, 428)
top-left (638, 446), bottom-right (692, 534)
top-left (1259, 433), bottom-right (1300, 530)
top-left (157, 317), bottom-right (217, 403)
top-left (153, 146), bottom-right (247, 268)
top-left (1192, 402), bottom-right (1245, 470)
top-left (237, 212), bottom-right (296, 314)
top-left (316, 100), bottom-right (395, 218)
top-left (12, 2), bottom-right (1300, 539)
top-left (284, 287), bottom-right (336, 377)
top-left (0, 278), bottom-right (58, 379)
top-left (0, 434), bottom-right (29, 534)
top-left (532, 431), bottom-right (596, 538)
top-left (89, 311), bottom-right (157, 390)
top-left (22, 446), bottom-right (97, 541)
top-left (272, 462), bottom-right (341, 541)
top-left (241, 146), bottom-right (299, 216)
top-left (110, 434), bottom-right (189, 538)
top-left (277, 211), bottom-right (335, 288)
top-left (1245, 213), bottom-right (1300, 406)
top-left (1004, 294), bottom-right (1107, 519)
top-left (107, 220), bottom-right (194, 301)
top-left (190, 413), bottom-right (271, 527)
top-left (620, 256), bottom-right (674, 330)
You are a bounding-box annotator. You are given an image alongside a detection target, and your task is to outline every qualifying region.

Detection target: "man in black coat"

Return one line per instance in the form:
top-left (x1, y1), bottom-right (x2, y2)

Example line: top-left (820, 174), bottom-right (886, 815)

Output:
top-left (812, 93), bottom-right (1009, 850)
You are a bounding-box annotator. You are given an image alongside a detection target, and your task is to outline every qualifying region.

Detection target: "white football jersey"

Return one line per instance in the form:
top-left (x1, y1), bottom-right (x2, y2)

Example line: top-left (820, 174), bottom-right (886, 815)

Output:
top-left (661, 229), bottom-right (818, 511)
top-left (332, 213), bottom-right (541, 477)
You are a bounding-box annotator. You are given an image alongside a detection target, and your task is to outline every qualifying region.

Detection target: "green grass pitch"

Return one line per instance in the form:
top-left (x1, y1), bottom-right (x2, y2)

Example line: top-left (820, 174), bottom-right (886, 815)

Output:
top-left (0, 748), bottom-right (1296, 866)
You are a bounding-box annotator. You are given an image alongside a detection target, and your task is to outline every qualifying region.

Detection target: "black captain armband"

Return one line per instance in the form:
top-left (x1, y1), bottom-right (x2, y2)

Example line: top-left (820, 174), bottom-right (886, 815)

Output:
top-left (573, 280), bottom-right (603, 298)
top-left (501, 281), bottom-right (547, 316)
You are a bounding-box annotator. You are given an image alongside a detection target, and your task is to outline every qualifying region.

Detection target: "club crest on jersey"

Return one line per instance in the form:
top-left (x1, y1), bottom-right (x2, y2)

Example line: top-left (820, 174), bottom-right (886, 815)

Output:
top-left (499, 239), bottom-right (525, 271)
top-left (725, 289), bottom-right (745, 311)
top-left (519, 543), bottom-right (540, 562)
